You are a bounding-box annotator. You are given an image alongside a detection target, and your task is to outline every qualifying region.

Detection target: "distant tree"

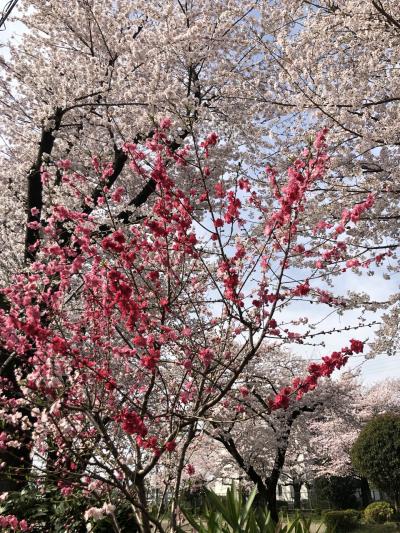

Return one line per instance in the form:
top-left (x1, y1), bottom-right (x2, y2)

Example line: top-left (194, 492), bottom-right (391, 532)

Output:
top-left (198, 350), bottom-right (362, 522)
top-left (308, 379), bottom-right (400, 507)
top-left (351, 414), bottom-right (400, 510)
top-left (313, 476), bottom-right (360, 510)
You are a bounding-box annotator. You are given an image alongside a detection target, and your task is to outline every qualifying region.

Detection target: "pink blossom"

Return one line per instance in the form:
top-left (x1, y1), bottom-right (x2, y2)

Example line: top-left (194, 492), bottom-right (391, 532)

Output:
top-left (56, 159), bottom-right (72, 171)
top-left (213, 218), bottom-right (224, 228)
top-left (160, 117), bottom-right (172, 129)
top-left (199, 348), bottom-right (213, 367)
top-left (346, 258), bottom-right (360, 268)
top-left (111, 186), bottom-right (125, 203)
top-left (349, 339), bottom-right (363, 354)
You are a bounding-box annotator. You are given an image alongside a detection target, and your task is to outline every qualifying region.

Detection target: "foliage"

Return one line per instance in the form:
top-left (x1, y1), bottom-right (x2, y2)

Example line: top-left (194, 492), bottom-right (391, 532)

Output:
top-left (0, 485), bottom-right (88, 532)
top-left (357, 526), bottom-right (400, 533)
top-left (351, 414), bottom-right (400, 508)
top-left (323, 509), bottom-right (361, 532)
top-left (0, 485), bottom-right (140, 532)
top-left (180, 486), bottom-right (206, 514)
top-left (179, 484), bottom-right (320, 533)
top-left (363, 502), bottom-right (395, 524)
top-left (354, 525), bottom-right (400, 532)
top-left (313, 476), bottom-right (361, 510)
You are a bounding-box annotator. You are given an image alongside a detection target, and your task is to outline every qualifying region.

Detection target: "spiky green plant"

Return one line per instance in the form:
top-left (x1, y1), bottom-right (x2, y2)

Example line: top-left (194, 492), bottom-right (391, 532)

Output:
top-left (178, 484), bottom-right (322, 533)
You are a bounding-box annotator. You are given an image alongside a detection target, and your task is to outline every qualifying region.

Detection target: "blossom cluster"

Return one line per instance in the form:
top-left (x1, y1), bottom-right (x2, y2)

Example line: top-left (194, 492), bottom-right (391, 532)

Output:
top-left (271, 339), bottom-right (364, 410)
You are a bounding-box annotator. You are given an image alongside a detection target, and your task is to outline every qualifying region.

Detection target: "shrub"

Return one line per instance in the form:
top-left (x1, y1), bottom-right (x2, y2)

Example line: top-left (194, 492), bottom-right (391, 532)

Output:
top-left (323, 509), bottom-right (360, 532)
top-left (363, 501), bottom-right (394, 524)
top-left (351, 414), bottom-right (400, 505)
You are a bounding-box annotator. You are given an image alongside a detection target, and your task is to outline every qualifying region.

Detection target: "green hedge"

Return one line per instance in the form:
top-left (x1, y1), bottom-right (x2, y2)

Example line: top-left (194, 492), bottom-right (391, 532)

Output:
top-left (324, 509), bottom-right (361, 532)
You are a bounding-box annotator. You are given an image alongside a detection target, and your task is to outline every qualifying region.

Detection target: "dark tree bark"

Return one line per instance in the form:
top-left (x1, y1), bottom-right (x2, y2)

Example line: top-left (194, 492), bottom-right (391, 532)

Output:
top-left (215, 421), bottom-right (291, 523)
top-left (265, 436), bottom-right (291, 522)
top-left (293, 480), bottom-right (302, 509)
top-left (360, 476), bottom-right (372, 507)
top-left (0, 346), bottom-right (31, 491)
top-left (25, 107), bottom-right (64, 262)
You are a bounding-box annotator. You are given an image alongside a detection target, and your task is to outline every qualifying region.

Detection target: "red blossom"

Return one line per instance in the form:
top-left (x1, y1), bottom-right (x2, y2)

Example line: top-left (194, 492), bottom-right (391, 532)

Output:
top-left (349, 339), bottom-right (363, 354)
top-left (165, 439), bottom-right (176, 452)
top-left (117, 410), bottom-right (147, 438)
top-left (186, 464), bottom-right (195, 476)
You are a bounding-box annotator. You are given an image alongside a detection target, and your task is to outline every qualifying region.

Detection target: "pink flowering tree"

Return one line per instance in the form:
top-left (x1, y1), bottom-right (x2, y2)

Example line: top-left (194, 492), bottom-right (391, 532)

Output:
top-left (0, 124), bottom-right (387, 531)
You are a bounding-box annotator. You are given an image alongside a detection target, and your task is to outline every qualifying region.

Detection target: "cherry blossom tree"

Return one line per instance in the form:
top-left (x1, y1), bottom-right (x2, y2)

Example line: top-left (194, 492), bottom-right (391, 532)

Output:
top-left (202, 349), bottom-right (361, 521)
top-left (2, 1), bottom-right (399, 281)
top-left (306, 377), bottom-right (400, 507)
top-left (256, 0), bottom-right (400, 353)
top-left (309, 378), bottom-right (400, 476)
top-left (0, 3), bottom-right (275, 495)
top-left (189, 374), bottom-right (400, 517)
top-left (0, 0), bottom-right (269, 275)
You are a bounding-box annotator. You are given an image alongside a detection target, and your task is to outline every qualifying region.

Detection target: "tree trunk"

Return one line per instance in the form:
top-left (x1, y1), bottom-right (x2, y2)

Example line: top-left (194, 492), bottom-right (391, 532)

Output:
top-left (360, 477), bottom-right (372, 507)
top-left (265, 482), bottom-right (279, 523)
top-left (393, 489), bottom-right (399, 512)
top-left (264, 435), bottom-right (292, 523)
top-left (136, 477), bottom-right (152, 533)
top-left (215, 432), bottom-right (280, 521)
top-left (214, 407), bottom-right (318, 524)
top-left (253, 482), bottom-right (270, 508)
top-left (252, 478), bottom-right (279, 522)
top-left (25, 108), bottom-right (64, 262)
top-left (170, 425), bottom-right (196, 532)
top-left (293, 480), bottom-right (302, 510)
top-left (0, 346), bottom-right (31, 492)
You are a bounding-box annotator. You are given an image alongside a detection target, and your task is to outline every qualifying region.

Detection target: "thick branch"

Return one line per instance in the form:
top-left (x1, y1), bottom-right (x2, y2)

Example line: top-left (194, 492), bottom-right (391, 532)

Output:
top-left (24, 107), bottom-right (64, 262)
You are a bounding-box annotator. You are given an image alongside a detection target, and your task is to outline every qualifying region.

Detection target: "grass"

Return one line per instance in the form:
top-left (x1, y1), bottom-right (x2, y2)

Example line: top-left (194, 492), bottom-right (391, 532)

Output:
top-left (353, 524), bottom-right (400, 532)
top-left (162, 518), bottom-right (400, 532)
top-left (305, 519), bottom-right (400, 533)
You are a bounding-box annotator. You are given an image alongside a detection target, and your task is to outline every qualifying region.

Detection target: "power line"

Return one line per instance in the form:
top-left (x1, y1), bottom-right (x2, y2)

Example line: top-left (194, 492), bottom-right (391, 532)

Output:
top-left (0, 0), bottom-right (18, 31)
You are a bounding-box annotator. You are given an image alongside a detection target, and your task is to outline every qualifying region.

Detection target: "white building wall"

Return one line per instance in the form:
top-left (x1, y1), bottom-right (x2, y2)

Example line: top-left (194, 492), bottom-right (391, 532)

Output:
top-left (207, 477), bottom-right (310, 504)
